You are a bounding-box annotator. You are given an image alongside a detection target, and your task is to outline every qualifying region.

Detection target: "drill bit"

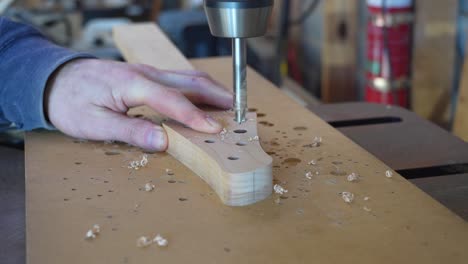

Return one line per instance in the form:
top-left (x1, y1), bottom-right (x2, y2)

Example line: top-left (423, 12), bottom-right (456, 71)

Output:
top-left (233, 38), bottom-right (247, 123)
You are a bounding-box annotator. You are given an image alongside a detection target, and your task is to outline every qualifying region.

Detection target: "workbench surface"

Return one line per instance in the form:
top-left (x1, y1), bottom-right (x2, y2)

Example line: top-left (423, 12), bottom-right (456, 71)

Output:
top-left (22, 23), bottom-right (468, 264)
top-left (0, 100), bottom-right (468, 264)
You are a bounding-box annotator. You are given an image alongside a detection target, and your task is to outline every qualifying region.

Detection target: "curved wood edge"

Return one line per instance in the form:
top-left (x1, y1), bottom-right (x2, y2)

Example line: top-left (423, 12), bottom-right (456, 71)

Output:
top-left (163, 111), bottom-right (272, 206)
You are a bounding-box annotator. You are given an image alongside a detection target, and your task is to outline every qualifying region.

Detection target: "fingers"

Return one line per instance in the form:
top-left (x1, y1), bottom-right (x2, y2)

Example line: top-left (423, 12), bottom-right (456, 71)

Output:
top-left (133, 64), bottom-right (232, 109)
top-left (124, 78), bottom-right (223, 134)
top-left (105, 112), bottom-right (168, 151)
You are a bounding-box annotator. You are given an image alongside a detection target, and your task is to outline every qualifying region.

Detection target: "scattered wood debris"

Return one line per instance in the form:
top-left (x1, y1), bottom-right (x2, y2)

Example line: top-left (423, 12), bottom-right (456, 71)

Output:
top-left (363, 206), bottom-right (372, 212)
top-left (128, 154), bottom-right (148, 170)
top-left (347, 172), bottom-right (360, 182)
top-left (136, 236), bottom-right (153, 248)
top-left (305, 171), bottom-right (313, 180)
top-left (385, 170), bottom-right (393, 178)
top-left (311, 136), bottom-right (322, 147)
top-left (340, 192), bottom-right (355, 203)
top-left (165, 168), bottom-right (174, 175)
top-left (273, 184), bottom-right (288, 195)
top-left (137, 234), bottom-right (169, 248)
top-left (248, 135), bottom-right (259, 142)
top-left (153, 234), bottom-right (168, 247)
top-left (219, 128), bottom-right (228, 140)
top-left (144, 183), bottom-right (155, 192)
top-left (303, 136), bottom-right (322, 148)
top-left (308, 160), bottom-right (317, 165)
top-left (363, 196), bottom-right (370, 201)
top-left (85, 224), bottom-right (100, 240)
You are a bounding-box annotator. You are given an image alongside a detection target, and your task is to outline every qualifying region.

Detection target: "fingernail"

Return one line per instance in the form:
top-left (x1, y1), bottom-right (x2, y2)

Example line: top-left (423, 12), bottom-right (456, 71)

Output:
top-left (205, 115), bottom-right (221, 129)
top-left (149, 126), bottom-right (167, 150)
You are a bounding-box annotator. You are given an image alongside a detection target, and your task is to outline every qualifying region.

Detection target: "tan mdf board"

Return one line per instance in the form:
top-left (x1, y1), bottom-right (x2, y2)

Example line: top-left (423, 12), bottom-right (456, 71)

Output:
top-left (113, 24), bottom-right (273, 206)
top-left (26, 23), bottom-right (468, 264)
top-left (411, 0), bottom-right (458, 126)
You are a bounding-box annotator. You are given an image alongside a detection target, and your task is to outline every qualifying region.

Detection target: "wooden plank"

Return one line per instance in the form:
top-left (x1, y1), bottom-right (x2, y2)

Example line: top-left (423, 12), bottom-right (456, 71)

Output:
top-left (114, 24), bottom-right (273, 206)
top-left (454, 48), bottom-right (468, 141)
top-left (322, 0), bottom-right (358, 102)
top-left (26, 23), bottom-right (468, 264)
top-left (411, 0), bottom-right (458, 126)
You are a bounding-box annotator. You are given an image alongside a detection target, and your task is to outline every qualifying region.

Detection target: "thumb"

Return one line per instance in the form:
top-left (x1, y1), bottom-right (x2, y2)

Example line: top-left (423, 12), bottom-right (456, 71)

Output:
top-left (107, 113), bottom-right (168, 151)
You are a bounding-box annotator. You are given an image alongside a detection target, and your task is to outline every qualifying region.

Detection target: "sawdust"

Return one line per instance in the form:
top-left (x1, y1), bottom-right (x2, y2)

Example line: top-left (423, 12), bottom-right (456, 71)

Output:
top-left (248, 136), bottom-right (259, 142)
top-left (273, 184), bottom-right (288, 195)
top-left (340, 192), bottom-right (355, 203)
top-left (144, 183), bottom-right (155, 192)
top-left (153, 234), bottom-right (168, 247)
top-left (136, 236), bottom-right (152, 248)
top-left (385, 170), bottom-right (393, 178)
top-left (85, 224), bottom-right (100, 240)
top-left (128, 154), bottom-right (148, 170)
top-left (347, 172), bottom-right (360, 182)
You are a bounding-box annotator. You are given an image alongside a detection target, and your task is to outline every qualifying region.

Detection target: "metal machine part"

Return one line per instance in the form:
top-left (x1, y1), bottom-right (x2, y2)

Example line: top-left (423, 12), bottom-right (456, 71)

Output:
top-left (204, 0), bottom-right (273, 123)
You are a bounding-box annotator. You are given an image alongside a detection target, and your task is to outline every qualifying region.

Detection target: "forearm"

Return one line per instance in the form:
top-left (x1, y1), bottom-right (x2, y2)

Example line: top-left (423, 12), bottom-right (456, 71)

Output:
top-left (0, 17), bottom-right (94, 131)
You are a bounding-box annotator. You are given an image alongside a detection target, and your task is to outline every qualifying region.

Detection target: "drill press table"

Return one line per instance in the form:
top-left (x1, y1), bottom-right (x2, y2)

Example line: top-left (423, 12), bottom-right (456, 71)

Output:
top-left (2, 23), bottom-right (468, 264)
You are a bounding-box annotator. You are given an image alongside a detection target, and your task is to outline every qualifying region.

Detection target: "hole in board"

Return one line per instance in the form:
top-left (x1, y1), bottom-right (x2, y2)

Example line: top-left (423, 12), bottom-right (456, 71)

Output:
top-left (233, 129), bottom-right (247, 134)
top-left (204, 140), bottom-right (215, 143)
top-left (236, 142), bottom-right (246, 146)
top-left (228, 156), bottom-right (239, 161)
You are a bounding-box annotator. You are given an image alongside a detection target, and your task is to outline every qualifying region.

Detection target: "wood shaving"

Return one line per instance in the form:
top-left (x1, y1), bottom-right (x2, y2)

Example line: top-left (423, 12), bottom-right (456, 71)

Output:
top-left (303, 137), bottom-right (322, 148)
top-left (347, 172), bottom-right (360, 182)
top-left (341, 192), bottom-right (355, 203)
top-left (308, 160), bottom-right (317, 165)
top-left (363, 196), bottom-right (370, 201)
top-left (153, 234), bottom-right (168, 247)
top-left (248, 136), bottom-right (259, 142)
top-left (144, 183), bottom-right (155, 192)
top-left (128, 154), bottom-right (148, 170)
top-left (311, 136), bottom-right (322, 147)
top-left (305, 171), bottom-right (313, 180)
top-left (219, 128), bottom-right (228, 140)
top-left (273, 184), bottom-right (288, 195)
top-left (137, 236), bottom-right (153, 248)
top-left (385, 170), bottom-right (393, 178)
top-left (165, 168), bottom-right (174, 175)
top-left (85, 224), bottom-right (100, 240)
top-left (363, 206), bottom-right (372, 212)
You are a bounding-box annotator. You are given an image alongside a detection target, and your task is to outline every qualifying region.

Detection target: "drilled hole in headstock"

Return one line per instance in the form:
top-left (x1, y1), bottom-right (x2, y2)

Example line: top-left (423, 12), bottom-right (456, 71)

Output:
top-left (236, 142), bottom-right (246, 146)
top-left (204, 140), bottom-right (215, 143)
top-left (233, 129), bottom-right (247, 134)
top-left (228, 156), bottom-right (239, 161)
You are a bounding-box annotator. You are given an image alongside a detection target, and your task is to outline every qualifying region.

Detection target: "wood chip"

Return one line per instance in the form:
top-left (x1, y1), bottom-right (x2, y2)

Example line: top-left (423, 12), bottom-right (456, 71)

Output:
top-left (128, 154), bottom-right (148, 170)
top-left (273, 184), bottom-right (288, 195)
top-left (385, 170), bottom-right (393, 178)
top-left (341, 192), bottom-right (355, 203)
top-left (137, 236), bottom-right (153, 248)
top-left (347, 172), bottom-right (360, 182)
top-left (153, 234), bottom-right (168, 247)
top-left (144, 183), bottom-right (155, 192)
top-left (85, 224), bottom-right (100, 240)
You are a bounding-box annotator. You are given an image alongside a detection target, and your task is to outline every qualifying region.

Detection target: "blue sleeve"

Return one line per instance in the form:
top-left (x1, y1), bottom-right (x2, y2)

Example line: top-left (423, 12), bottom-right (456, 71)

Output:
top-left (0, 17), bottom-right (95, 131)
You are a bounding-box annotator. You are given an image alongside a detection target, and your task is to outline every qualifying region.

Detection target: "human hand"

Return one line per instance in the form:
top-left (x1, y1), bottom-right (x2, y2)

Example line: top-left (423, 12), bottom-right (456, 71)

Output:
top-left (45, 59), bottom-right (232, 151)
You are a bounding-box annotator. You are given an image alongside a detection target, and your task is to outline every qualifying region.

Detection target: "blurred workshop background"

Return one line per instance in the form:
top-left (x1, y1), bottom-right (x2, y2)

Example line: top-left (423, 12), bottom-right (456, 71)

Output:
top-left (1, 0), bottom-right (467, 142)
